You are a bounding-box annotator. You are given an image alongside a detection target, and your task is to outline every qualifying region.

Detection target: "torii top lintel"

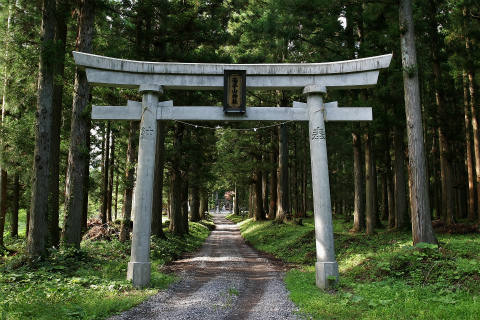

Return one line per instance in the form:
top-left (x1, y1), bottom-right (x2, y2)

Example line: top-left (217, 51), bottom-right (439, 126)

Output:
top-left (73, 52), bottom-right (392, 91)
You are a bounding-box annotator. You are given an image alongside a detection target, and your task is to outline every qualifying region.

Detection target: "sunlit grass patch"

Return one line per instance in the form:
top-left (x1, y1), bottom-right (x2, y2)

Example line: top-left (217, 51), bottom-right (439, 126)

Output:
top-left (228, 214), bottom-right (480, 319)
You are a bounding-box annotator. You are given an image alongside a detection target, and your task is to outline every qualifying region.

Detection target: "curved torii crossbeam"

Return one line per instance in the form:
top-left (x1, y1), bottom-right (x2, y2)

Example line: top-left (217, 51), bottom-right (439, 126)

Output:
top-left (74, 52), bottom-right (392, 288)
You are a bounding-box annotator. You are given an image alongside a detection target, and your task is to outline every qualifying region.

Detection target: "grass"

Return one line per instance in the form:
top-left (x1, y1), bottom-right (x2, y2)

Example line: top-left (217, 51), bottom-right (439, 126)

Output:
top-left (227, 214), bottom-right (480, 319)
top-left (0, 220), bottom-right (212, 320)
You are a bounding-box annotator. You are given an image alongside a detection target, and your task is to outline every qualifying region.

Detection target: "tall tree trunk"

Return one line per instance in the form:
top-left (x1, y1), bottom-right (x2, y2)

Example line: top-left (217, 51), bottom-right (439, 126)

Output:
top-left (114, 174), bottom-right (119, 220)
top-left (181, 171), bottom-right (189, 234)
top-left (463, 71), bottom-right (476, 221)
top-left (0, 170), bottom-right (6, 249)
top-left (248, 184), bottom-right (254, 218)
top-left (253, 169), bottom-right (265, 221)
top-left (49, 0), bottom-right (70, 248)
top-left (152, 121), bottom-right (165, 237)
top-left (190, 186), bottom-right (200, 222)
top-left (399, 0), bottom-right (437, 245)
top-left (189, 137), bottom-right (200, 223)
top-left (101, 121), bottom-right (110, 224)
top-left (352, 130), bottom-right (365, 231)
top-left (119, 121), bottom-right (138, 243)
top-left (82, 119), bottom-right (91, 231)
top-left (385, 142), bottom-right (395, 228)
top-left (1, 0), bottom-right (17, 247)
top-left (199, 189), bottom-right (208, 219)
top-left (262, 155), bottom-right (269, 217)
top-left (381, 172), bottom-right (388, 221)
top-left (365, 131), bottom-right (374, 235)
top-left (11, 173), bottom-right (19, 238)
top-left (169, 122), bottom-right (187, 235)
top-left (62, 0), bottom-right (95, 248)
top-left (371, 134), bottom-right (380, 227)
top-left (463, 70), bottom-right (476, 221)
top-left (431, 133), bottom-right (441, 219)
top-left (27, 0), bottom-right (56, 256)
top-left (302, 123), bottom-right (308, 217)
top-left (276, 123), bottom-right (289, 220)
top-left (107, 134), bottom-right (115, 223)
top-left (394, 125), bottom-right (407, 229)
top-left (269, 135), bottom-right (278, 219)
top-left (387, 174), bottom-right (395, 228)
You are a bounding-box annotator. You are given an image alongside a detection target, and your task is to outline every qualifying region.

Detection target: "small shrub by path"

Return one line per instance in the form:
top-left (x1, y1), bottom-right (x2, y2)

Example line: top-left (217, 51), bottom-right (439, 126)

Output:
top-left (0, 221), bottom-right (211, 320)
top-left (227, 214), bottom-right (480, 319)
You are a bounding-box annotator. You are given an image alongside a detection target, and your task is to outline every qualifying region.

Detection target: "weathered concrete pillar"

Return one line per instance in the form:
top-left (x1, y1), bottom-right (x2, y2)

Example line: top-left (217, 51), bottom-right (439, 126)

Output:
top-left (304, 85), bottom-right (339, 288)
top-left (127, 84), bottom-right (163, 287)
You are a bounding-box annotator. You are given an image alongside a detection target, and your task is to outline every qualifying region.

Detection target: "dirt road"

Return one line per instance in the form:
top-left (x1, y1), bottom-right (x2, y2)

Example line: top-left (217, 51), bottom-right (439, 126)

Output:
top-left (109, 213), bottom-right (301, 320)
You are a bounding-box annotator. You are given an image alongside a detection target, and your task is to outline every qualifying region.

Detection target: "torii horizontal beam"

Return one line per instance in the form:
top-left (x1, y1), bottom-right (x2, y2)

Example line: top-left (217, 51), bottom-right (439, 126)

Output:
top-left (91, 101), bottom-right (372, 122)
top-left (73, 52), bottom-right (392, 91)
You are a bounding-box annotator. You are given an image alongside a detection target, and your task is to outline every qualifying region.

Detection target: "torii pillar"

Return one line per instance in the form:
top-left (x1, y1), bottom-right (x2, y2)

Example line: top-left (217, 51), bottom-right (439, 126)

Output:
top-left (304, 85), bottom-right (338, 287)
top-left (127, 84), bottom-right (163, 287)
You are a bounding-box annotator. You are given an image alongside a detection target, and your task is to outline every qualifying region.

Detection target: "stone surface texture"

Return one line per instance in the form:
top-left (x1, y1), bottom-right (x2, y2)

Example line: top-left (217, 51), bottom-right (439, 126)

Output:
top-left (73, 51), bottom-right (392, 90)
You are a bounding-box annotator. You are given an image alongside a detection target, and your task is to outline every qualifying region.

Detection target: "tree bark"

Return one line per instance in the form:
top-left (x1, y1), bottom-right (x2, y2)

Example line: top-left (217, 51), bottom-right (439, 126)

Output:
top-left (101, 122), bottom-right (110, 224)
top-left (11, 173), bottom-right (19, 238)
top-left (431, 133), bottom-right (441, 219)
top-left (253, 169), bottom-right (265, 221)
top-left (463, 71), bottom-right (475, 221)
top-left (48, 0), bottom-right (70, 248)
top-left (393, 125), bottom-right (407, 229)
top-left (190, 186), bottom-right (200, 222)
top-left (276, 123), bottom-right (289, 220)
top-left (107, 133), bottom-right (115, 222)
top-left (152, 121), bottom-right (166, 237)
top-left (199, 189), bottom-right (208, 219)
top-left (119, 121), bottom-right (138, 243)
top-left (181, 171), bottom-right (189, 234)
top-left (381, 172), bottom-right (388, 221)
top-left (262, 158), bottom-right (269, 217)
top-left (82, 118), bottom-right (91, 232)
top-left (27, 0), bottom-right (56, 256)
top-left (61, 0), bottom-right (95, 248)
top-left (269, 135), bottom-right (278, 219)
top-left (352, 130), bottom-right (365, 231)
top-left (0, 170), bottom-right (6, 249)
top-left (399, 0), bottom-right (437, 245)
top-left (365, 131), bottom-right (374, 235)
top-left (169, 122), bottom-right (187, 235)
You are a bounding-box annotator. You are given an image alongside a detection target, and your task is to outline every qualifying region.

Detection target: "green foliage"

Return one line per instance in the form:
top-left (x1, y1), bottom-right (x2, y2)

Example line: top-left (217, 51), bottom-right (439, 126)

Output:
top-left (0, 221), bottom-right (211, 320)
top-left (229, 215), bottom-right (480, 319)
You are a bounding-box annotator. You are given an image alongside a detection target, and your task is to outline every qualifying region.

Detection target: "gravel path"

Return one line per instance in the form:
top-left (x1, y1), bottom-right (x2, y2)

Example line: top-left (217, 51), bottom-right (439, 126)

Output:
top-left (109, 213), bottom-right (303, 320)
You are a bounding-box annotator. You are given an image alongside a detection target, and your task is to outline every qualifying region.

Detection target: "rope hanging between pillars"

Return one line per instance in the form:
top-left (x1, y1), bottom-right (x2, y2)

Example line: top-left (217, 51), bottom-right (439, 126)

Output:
top-left (174, 120), bottom-right (293, 132)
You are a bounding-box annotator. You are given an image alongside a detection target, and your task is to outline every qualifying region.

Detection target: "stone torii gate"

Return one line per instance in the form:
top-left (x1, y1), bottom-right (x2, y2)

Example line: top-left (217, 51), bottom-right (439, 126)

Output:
top-left (73, 52), bottom-right (392, 288)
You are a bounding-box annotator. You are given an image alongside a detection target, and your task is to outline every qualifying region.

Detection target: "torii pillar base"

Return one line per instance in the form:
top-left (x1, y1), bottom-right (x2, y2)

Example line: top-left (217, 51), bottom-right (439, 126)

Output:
top-left (127, 262), bottom-right (151, 287)
top-left (315, 262), bottom-right (339, 288)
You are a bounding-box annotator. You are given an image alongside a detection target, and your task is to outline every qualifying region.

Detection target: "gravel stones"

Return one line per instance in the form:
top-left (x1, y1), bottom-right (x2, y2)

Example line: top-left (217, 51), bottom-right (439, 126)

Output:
top-left (109, 214), bottom-right (302, 320)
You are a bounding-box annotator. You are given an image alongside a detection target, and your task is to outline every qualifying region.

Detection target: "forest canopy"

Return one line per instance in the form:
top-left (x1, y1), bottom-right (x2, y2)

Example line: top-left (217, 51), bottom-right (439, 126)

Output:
top-left (0, 0), bottom-right (479, 255)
